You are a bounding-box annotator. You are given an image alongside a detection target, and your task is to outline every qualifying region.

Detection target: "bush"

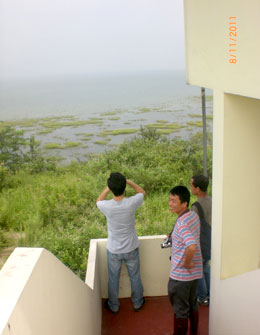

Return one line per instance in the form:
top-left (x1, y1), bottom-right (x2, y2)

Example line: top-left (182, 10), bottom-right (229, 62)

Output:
top-left (0, 130), bottom-right (212, 279)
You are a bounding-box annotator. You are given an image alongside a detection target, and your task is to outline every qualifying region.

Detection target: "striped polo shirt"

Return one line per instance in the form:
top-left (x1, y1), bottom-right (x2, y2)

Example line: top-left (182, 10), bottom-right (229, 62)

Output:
top-left (170, 210), bottom-right (203, 281)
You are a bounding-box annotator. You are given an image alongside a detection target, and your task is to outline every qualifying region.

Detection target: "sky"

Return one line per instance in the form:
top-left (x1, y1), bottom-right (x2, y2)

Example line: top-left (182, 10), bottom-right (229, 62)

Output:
top-left (0, 0), bottom-right (185, 79)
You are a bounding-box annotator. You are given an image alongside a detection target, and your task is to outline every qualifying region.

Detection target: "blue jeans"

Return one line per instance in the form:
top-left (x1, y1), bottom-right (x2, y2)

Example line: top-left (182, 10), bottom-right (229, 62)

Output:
top-left (107, 248), bottom-right (144, 312)
top-left (197, 260), bottom-right (210, 300)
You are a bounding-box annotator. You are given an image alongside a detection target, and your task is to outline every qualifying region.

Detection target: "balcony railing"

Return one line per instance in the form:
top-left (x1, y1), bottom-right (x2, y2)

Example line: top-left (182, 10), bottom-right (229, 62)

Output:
top-left (0, 236), bottom-right (209, 334)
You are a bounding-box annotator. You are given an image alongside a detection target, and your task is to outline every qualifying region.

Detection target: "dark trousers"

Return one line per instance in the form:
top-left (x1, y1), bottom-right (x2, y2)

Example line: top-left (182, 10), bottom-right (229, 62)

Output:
top-left (168, 278), bottom-right (199, 319)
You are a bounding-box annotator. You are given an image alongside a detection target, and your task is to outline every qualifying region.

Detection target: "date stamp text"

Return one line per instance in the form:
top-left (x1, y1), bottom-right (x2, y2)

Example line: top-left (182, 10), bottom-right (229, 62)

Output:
top-left (228, 17), bottom-right (237, 63)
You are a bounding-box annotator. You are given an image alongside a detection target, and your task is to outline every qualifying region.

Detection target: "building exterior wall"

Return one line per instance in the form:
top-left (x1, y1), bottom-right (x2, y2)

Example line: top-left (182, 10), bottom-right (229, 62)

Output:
top-left (184, 0), bottom-right (260, 99)
top-left (184, 0), bottom-right (260, 334)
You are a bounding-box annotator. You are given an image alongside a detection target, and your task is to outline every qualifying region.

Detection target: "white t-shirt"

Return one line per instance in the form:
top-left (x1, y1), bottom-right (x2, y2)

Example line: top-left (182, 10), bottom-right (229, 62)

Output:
top-left (97, 193), bottom-right (144, 254)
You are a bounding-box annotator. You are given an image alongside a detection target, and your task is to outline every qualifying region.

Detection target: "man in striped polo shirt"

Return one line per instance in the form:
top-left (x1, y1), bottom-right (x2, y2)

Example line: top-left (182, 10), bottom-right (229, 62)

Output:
top-left (167, 186), bottom-right (203, 335)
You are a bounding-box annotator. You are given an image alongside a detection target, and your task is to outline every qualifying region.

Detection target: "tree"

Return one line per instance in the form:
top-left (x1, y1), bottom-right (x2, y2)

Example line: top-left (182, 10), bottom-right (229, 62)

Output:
top-left (0, 126), bottom-right (26, 171)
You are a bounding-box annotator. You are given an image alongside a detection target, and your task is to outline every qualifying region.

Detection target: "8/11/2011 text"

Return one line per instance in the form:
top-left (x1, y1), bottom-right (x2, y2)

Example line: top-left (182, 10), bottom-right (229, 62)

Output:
top-left (229, 17), bottom-right (237, 63)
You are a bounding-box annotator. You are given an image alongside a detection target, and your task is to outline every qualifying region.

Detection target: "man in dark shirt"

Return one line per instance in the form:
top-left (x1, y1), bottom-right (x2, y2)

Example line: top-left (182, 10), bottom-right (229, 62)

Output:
top-left (190, 174), bottom-right (212, 306)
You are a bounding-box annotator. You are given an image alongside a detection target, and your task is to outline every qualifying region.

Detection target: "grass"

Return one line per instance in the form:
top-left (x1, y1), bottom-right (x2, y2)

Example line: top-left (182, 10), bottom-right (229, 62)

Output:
top-left (99, 128), bottom-right (138, 136)
top-left (37, 129), bottom-right (55, 135)
top-left (102, 112), bottom-right (118, 116)
top-left (44, 142), bottom-right (82, 149)
top-left (0, 129), bottom-right (212, 279)
top-left (188, 114), bottom-right (213, 120)
top-left (145, 123), bottom-right (183, 131)
top-left (108, 117), bottom-right (120, 120)
top-left (156, 120), bottom-right (169, 123)
top-left (137, 108), bottom-right (151, 113)
top-left (40, 120), bottom-right (103, 129)
top-left (94, 139), bottom-right (111, 145)
top-left (75, 133), bottom-right (94, 137)
top-left (187, 121), bottom-right (204, 127)
top-left (164, 109), bottom-right (184, 113)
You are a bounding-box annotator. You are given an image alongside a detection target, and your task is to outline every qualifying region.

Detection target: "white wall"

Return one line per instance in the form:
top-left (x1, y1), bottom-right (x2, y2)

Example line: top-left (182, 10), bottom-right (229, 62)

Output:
top-left (96, 236), bottom-right (171, 299)
top-left (184, 1), bottom-right (260, 333)
top-left (0, 248), bottom-right (101, 335)
top-left (184, 0), bottom-right (260, 99)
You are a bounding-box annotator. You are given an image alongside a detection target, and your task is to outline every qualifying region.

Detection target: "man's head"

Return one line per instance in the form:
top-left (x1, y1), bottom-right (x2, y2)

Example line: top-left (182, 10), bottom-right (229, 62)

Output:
top-left (107, 172), bottom-right (126, 196)
top-left (190, 174), bottom-right (209, 195)
top-left (169, 186), bottom-right (190, 215)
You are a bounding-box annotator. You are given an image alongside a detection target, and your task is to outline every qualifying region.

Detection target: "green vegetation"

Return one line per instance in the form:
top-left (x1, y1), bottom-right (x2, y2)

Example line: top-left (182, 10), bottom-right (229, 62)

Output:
top-left (99, 128), bottom-right (138, 136)
top-left (187, 121), bottom-right (203, 127)
top-left (188, 114), bottom-right (213, 120)
top-left (138, 107), bottom-right (151, 113)
top-left (44, 142), bottom-right (82, 149)
top-left (108, 117), bottom-right (120, 120)
top-left (145, 123), bottom-right (183, 132)
top-left (0, 126), bottom-right (212, 279)
top-left (94, 139), bottom-right (111, 145)
top-left (40, 119), bottom-right (103, 129)
top-left (156, 120), bottom-right (169, 123)
top-left (37, 129), bottom-right (55, 135)
top-left (102, 112), bottom-right (118, 116)
top-left (165, 109), bottom-right (184, 113)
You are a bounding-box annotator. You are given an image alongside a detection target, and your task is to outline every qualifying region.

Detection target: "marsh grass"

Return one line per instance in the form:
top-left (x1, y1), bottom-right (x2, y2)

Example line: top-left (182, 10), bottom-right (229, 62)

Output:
top-left (165, 109), bottom-right (184, 113)
top-left (145, 123), bottom-right (183, 131)
top-left (94, 139), bottom-right (111, 145)
top-left (75, 132), bottom-right (93, 137)
top-left (99, 128), bottom-right (138, 136)
top-left (188, 114), bottom-right (213, 119)
top-left (137, 107), bottom-right (151, 113)
top-left (108, 117), bottom-right (120, 120)
top-left (37, 129), bottom-right (55, 135)
top-left (40, 119), bottom-right (103, 129)
top-left (102, 112), bottom-right (118, 116)
top-left (187, 121), bottom-right (205, 127)
top-left (44, 142), bottom-right (82, 149)
top-left (156, 120), bottom-right (169, 123)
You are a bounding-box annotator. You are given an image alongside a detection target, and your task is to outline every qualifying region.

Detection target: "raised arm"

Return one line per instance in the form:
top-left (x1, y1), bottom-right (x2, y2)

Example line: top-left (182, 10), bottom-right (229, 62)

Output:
top-left (96, 186), bottom-right (110, 203)
top-left (126, 179), bottom-right (146, 196)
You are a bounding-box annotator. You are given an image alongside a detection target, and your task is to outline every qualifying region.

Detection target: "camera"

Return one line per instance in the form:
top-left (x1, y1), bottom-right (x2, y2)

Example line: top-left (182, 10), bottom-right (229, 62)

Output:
top-left (161, 236), bottom-right (172, 249)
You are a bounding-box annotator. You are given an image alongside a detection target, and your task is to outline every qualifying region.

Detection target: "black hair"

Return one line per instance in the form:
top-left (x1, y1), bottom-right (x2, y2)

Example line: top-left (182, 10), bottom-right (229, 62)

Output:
top-left (170, 185), bottom-right (190, 207)
top-left (107, 172), bottom-right (126, 196)
top-left (192, 174), bottom-right (209, 192)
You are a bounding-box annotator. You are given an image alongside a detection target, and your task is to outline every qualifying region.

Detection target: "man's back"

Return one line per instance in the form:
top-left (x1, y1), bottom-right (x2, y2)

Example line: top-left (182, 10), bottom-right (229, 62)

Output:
top-left (97, 193), bottom-right (144, 253)
top-left (191, 196), bottom-right (212, 226)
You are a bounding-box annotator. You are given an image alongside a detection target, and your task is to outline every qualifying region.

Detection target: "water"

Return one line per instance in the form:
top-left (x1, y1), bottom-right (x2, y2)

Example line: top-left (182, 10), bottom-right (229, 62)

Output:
top-left (0, 71), bottom-right (213, 162)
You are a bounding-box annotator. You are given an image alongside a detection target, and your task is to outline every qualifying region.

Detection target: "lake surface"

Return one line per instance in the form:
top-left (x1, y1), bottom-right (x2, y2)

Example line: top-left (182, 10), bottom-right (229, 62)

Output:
top-left (0, 71), bottom-right (213, 162)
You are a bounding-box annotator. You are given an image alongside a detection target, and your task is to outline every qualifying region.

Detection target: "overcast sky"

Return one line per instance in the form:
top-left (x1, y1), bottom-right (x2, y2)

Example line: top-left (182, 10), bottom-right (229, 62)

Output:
top-left (0, 0), bottom-right (185, 78)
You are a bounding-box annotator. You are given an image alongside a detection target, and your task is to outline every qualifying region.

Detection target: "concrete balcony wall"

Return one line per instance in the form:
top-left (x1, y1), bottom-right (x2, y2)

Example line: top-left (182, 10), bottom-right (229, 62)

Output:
top-left (0, 236), bottom-right (171, 334)
top-left (0, 248), bottom-right (101, 335)
top-left (93, 236), bottom-right (171, 299)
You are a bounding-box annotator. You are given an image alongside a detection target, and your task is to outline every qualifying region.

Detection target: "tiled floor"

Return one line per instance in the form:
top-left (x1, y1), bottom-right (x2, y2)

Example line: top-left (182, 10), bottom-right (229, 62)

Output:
top-left (102, 296), bottom-right (209, 335)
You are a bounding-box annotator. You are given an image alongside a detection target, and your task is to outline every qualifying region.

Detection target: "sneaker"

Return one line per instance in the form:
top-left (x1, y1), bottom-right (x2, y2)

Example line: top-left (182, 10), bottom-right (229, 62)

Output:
top-left (134, 298), bottom-right (146, 312)
top-left (104, 299), bottom-right (119, 314)
top-left (197, 297), bottom-right (209, 306)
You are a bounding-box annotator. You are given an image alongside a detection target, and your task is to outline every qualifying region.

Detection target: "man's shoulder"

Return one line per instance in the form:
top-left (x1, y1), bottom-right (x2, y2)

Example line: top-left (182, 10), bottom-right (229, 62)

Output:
top-left (96, 199), bottom-right (113, 208)
top-left (126, 193), bottom-right (144, 201)
top-left (198, 196), bottom-right (211, 204)
top-left (177, 210), bottom-right (199, 225)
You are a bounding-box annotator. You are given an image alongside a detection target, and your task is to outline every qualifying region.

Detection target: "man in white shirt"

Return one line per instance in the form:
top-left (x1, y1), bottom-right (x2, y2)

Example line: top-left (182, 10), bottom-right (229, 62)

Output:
top-left (96, 172), bottom-right (146, 313)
